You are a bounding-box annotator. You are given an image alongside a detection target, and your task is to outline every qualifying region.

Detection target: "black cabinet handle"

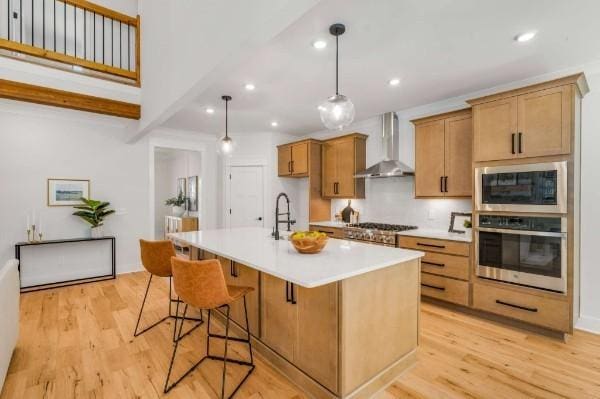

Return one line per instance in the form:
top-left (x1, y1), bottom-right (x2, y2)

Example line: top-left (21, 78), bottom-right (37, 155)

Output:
top-left (285, 281), bottom-right (291, 303)
top-left (417, 242), bottom-right (446, 249)
top-left (290, 283), bottom-right (297, 304)
top-left (518, 132), bottom-right (523, 154)
top-left (444, 176), bottom-right (448, 193)
top-left (291, 160), bottom-right (294, 173)
top-left (421, 283), bottom-right (445, 291)
top-left (288, 161), bottom-right (292, 172)
top-left (422, 261), bottom-right (445, 268)
top-left (440, 176), bottom-right (444, 193)
top-left (511, 133), bottom-right (516, 154)
top-left (496, 299), bottom-right (538, 313)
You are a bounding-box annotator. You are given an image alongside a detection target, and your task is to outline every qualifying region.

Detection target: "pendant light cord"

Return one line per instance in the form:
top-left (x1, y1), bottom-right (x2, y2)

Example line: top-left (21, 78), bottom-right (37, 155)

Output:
top-left (335, 34), bottom-right (339, 95)
top-left (225, 98), bottom-right (229, 139)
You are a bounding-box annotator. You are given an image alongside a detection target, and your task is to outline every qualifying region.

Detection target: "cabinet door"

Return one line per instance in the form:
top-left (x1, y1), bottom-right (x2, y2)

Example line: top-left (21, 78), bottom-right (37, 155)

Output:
top-left (473, 97), bottom-right (518, 161)
top-left (517, 85), bottom-right (571, 158)
top-left (415, 120), bottom-right (445, 197)
top-left (295, 283), bottom-right (339, 393)
top-left (336, 138), bottom-right (357, 198)
top-left (291, 142), bottom-right (309, 176)
top-left (444, 115), bottom-right (472, 197)
top-left (322, 142), bottom-right (338, 197)
top-left (278, 145), bottom-right (292, 176)
top-left (227, 262), bottom-right (260, 336)
top-left (261, 274), bottom-right (297, 362)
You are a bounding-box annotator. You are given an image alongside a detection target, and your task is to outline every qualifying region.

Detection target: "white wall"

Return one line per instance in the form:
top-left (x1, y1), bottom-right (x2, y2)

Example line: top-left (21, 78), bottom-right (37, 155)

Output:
top-left (0, 99), bottom-right (149, 274)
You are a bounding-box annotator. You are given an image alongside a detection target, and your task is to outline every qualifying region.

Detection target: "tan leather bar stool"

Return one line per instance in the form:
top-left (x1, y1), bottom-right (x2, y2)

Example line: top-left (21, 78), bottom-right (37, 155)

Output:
top-left (164, 257), bottom-right (255, 398)
top-left (134, 239), bottom-right (203, 340)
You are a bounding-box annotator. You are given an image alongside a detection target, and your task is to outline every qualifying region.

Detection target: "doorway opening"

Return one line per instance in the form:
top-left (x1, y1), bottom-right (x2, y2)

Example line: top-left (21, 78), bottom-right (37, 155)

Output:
top-left (153, 147), bottom-right (202, 240)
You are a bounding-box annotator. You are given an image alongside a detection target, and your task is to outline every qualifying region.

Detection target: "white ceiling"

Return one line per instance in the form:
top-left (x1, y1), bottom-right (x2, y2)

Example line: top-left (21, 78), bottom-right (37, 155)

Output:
top-left (162, 0), bottom-right (600, 136)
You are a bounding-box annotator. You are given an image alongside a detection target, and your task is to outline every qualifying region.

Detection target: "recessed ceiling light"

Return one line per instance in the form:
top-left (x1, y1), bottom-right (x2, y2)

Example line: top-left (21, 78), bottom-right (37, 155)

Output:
top-left (72, 65), bottom-right (83, 72)
top-left (271, 121), bottom-right (278, 127)
top-left (312, 40), bottom-right (327, 49)
top-left (206, 107), bottom-right (215, 114)
top-left (245, 83), bottom-right (255, 91)
top-left (389, 78), bottom-right (401, 86)
top-left (515, 31), bottom-right (537, 42)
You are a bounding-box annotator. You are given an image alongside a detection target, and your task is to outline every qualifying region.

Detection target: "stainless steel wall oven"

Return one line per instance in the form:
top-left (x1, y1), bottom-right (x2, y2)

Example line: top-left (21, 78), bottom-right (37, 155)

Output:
top-left (475, 214), bottom-right (567, 293)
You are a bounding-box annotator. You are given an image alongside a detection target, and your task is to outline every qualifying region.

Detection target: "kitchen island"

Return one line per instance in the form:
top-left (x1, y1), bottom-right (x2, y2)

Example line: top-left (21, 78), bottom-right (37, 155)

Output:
top-left (169, 227), bottom-right (423, 399)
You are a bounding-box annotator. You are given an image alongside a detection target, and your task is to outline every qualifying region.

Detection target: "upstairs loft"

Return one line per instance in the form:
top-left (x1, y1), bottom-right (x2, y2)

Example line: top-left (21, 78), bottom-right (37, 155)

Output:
top-left (0, 0), bottom-right (140, 85)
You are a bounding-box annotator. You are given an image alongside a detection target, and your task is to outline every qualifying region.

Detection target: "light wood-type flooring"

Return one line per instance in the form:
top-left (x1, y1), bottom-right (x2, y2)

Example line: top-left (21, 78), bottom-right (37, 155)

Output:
top-left (2, 271), bottom-right (600, 399)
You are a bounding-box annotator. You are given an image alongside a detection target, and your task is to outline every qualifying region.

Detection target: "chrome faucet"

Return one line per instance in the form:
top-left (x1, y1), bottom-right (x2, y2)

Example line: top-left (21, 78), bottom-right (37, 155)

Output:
top-left (273, 192), bottom-right (296, 240)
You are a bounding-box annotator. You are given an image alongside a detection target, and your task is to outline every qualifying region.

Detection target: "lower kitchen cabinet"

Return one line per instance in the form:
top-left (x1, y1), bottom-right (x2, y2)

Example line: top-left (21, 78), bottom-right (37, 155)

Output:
top-left (309, 224), bottom-right (345, 239)
top-left (399, 235), bottom-right (472, 306)
top-left (261, 273), bottom-right (339, 392)
top-left (472, 282), bottom-right (570, 332)
top-left (217, 257), bottom-right (260, 336)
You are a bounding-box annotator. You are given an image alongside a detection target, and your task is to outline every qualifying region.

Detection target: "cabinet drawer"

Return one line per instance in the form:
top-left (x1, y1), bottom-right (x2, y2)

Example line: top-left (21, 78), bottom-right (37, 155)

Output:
top-left (309, 225), bottom-right (345, 239)
top-left (421, 273), bottom-right (469, 306)
top-left (472, 282), bottom-right (569, 332)
top-left (399, 236), bottom-right (470, 256)
top-left (421, 252), bottom-right (469, 280)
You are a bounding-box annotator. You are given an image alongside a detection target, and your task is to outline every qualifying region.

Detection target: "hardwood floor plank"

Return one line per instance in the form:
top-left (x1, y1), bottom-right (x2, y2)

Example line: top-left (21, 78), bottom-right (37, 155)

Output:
top-left (2, 271), bottom-right (600, 399)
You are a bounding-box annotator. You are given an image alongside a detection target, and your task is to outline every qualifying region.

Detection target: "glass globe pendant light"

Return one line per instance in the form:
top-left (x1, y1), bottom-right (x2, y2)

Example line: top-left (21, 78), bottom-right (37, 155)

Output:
top-left (319, 23), bottom-right (355, 130)
top-left (219, 95), bottom-right (234, 155)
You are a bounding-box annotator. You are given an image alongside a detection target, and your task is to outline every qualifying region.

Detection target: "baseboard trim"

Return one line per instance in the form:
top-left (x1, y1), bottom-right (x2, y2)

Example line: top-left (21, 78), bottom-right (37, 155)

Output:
top-left (575, 315), bottom-right (600, 335)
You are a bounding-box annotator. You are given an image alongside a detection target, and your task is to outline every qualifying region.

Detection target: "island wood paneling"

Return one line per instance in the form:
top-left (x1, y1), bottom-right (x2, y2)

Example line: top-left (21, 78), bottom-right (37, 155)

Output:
top-left (0, 79), bottom-right (141, 119)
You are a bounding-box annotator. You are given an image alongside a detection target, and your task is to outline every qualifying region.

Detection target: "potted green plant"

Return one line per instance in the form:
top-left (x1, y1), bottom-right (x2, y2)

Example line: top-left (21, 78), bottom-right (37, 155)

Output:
top-left (72, 197), bottom-right (115, 238)
top-left (165, 192), bottom-right (188, 217)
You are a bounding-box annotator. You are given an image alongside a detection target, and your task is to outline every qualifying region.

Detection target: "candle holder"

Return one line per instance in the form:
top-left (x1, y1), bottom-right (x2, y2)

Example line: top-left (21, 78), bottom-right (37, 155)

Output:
top-left (27, 228), bottom-right (31, 242)
top-left (30, 225), bottom-right (37, 243)
top-left (38, 232), bottom-right (43, 242)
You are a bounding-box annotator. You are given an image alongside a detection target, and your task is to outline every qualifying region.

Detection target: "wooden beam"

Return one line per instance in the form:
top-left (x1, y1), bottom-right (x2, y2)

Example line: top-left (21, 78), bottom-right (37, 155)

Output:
top-left (0, 39), bottom-right (138, 80)
top-left (0, 79), bottom-right (141, 119)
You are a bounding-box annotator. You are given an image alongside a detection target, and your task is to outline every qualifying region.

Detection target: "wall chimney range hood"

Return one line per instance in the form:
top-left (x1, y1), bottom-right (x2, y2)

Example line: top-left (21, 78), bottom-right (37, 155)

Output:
top-left (354, 112), bottom-right (414, 178)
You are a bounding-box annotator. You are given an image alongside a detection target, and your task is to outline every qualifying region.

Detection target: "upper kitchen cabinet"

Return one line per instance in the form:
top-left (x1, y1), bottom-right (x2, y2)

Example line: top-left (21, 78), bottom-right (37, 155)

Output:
top-left (468, 73), bottom-right (589, 162)
top-left (412, 109), bottom-right (472, 198)
top-left (322, 133), bottom-right (367, 199)
top-left (277, 140), bottom-right (312, 177)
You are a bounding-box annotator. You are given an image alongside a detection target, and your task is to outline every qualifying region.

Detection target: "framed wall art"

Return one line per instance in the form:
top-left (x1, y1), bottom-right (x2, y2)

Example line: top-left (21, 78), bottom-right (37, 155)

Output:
top-left (47, 178), bottom-right (90, 206)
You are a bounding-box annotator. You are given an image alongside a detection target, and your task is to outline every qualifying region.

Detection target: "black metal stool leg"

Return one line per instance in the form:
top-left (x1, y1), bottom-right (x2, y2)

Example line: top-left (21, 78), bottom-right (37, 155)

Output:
top-left (134, 275), bottom-right (170, 337)
top-left (221, 305), bottom-right (231, 399)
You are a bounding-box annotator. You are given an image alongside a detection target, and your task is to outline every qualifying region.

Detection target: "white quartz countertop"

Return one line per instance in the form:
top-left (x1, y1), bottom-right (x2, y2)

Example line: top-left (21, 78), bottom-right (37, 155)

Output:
top-left (396, 228), bottom-right (472, 243)
top-left (309, 221), bottom-right (348, 228)
top-left (168, 228), bottom-right (424, 288)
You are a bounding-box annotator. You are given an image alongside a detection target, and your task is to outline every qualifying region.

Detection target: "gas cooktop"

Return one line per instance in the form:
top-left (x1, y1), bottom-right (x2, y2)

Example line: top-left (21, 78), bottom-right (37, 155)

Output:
top-left (344, 223), bottom-right (418, 246)
top-left (346, 223), bottom-right (418, 232)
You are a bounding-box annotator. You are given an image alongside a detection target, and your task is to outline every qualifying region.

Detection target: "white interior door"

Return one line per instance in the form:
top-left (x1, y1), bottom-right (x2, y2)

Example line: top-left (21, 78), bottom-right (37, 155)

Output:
top-left (227, 166), bottom-right (264, 228)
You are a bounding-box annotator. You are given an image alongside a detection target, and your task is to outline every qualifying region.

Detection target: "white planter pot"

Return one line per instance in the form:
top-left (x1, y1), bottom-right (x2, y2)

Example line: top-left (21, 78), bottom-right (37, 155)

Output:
top-left (172, 206), bottom-right (186, 217)
top-left (91, 226), bottom-right (104, 238)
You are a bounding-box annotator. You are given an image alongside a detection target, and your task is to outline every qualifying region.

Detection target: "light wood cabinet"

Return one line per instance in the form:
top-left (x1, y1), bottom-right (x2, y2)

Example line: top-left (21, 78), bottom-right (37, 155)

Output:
top-left (469, 78), bottom-right (582, 162)
top-left (399, 235), bottom-right (472, 307)
top-left (165, 216), bottom-right (198, 257)
top-left (217, 257), bottom-right (260, 336)
top-left (412, 109), bottom-right (472, 198)
top-left (321, 133), bottom-right (367, 199)
top-left (277, 140), bottom-right (310, 177)
top-left (260, 274), bottom-right (339, 392)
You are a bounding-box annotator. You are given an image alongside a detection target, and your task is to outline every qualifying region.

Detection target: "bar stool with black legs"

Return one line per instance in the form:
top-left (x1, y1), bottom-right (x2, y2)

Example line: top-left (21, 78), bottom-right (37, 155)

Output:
top-left (134, 239), bottom-right (203, 340)
top-left (165, 257), bottom-right (255, 398)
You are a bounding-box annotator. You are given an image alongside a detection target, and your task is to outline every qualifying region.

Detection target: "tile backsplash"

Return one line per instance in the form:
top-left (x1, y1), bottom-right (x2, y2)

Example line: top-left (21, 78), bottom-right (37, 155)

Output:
top-left (331, 177), bottom-right (472, 230)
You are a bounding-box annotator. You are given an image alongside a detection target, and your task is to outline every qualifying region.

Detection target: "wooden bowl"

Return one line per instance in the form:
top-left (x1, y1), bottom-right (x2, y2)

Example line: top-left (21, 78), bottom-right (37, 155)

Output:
top-left (290, 234), bottom-right (329, 254)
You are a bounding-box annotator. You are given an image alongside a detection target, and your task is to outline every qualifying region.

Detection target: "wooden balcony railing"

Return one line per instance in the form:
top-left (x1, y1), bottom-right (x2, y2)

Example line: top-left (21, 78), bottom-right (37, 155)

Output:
top-left (0, 0), bottom-right (140, 84)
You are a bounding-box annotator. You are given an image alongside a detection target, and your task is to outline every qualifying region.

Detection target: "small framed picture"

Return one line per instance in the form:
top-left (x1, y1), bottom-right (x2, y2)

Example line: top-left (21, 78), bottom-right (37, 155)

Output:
top-left (177, 177), bottom-right (187, 198)
top-left (448, 212), bottom-right (472, 234)
top-left (48, 178), bottom-right (90, 206)
top-left (187, 176), bottom-right (198, 212)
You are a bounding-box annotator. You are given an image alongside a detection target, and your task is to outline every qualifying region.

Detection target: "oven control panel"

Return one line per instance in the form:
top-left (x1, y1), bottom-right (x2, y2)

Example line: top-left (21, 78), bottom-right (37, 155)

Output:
top-left (478, 215), bottom-right (562, 233)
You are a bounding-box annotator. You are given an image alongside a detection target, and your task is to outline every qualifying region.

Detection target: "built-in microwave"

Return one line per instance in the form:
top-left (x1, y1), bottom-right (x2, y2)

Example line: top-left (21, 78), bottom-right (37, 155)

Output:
top-left (475, 161), bottom-right (567, 214)
top-left (475, 214), bottom-right (567, 293)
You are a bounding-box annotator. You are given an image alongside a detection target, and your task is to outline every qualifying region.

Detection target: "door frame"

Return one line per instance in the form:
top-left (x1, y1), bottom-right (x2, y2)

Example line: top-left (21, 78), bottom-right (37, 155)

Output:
top-left (224, 159), bottom-right (267, 229)
top-left (148, 135), bottom-right (209, 240)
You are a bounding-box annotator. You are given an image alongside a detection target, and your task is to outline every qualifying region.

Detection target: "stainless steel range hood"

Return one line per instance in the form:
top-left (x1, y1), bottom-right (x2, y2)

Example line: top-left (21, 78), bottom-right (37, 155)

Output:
top-left (354, 112), bottom-right (414, 178)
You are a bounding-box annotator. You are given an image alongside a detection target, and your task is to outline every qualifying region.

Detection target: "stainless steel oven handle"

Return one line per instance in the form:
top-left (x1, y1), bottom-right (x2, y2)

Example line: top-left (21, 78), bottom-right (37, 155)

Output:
top-left (477, 227), bottom-right (566, 238)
